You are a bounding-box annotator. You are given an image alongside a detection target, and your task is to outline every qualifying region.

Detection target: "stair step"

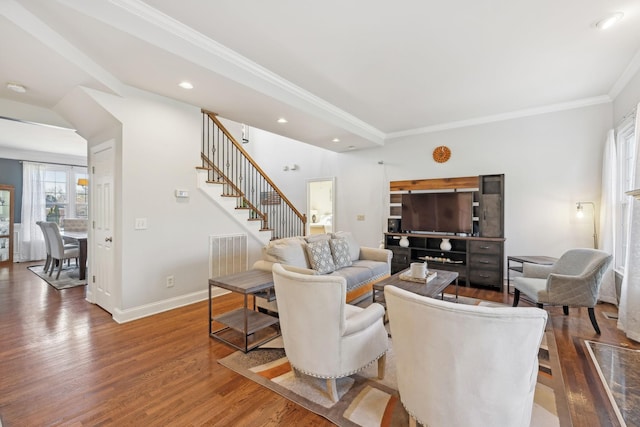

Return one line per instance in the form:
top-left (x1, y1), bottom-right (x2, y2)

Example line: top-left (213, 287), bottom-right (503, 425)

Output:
top-left (196, 166), bottom-right (212, 171)
top-left (221, 194), bottom-right (242, 198)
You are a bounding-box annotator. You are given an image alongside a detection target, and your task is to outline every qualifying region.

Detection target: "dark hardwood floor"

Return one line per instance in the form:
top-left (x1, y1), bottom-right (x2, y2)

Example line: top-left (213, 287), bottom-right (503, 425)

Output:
top-left (0, 262), bottom-right (634, 426)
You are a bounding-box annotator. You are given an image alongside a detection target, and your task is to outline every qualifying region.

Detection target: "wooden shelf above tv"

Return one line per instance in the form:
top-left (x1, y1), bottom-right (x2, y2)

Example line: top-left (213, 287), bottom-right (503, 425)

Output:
top-left (390, 176), bottom-right (479, 192)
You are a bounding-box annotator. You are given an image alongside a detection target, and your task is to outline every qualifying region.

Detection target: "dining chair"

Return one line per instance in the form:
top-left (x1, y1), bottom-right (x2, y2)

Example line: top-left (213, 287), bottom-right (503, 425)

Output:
top-left (43, 222), bottom-right (80, 279)
top-left (36, 221), bottom-right (52, 272)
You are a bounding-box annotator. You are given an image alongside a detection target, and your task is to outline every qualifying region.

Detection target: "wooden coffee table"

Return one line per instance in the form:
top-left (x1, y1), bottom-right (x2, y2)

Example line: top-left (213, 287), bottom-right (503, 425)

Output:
top-left (372, 268), bottom-right (459, 309)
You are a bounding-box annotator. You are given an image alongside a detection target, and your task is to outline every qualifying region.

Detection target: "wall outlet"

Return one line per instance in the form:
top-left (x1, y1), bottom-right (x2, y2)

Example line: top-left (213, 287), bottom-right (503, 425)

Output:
top-left (356, 214), bottom-right (365, 221)
top-left (166, 275), bottom-right (175, 288)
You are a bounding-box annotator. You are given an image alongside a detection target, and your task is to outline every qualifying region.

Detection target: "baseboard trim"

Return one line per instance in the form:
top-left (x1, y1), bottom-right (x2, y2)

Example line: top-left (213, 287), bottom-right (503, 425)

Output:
top-left (112, 287), bottom-right (229, 323)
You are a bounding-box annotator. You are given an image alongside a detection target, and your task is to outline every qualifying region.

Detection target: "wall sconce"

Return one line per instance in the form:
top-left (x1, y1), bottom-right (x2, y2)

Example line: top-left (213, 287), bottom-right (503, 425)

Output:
top-left (241, 124), bottom-right (250, 144)
top-left (576, 201), bottom-right (598, 249)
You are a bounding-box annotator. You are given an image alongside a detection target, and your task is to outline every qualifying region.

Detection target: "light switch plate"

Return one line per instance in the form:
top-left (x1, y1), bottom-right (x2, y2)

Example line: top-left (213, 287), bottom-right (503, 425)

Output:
top-left (135, 218), bottom-right (148, 230)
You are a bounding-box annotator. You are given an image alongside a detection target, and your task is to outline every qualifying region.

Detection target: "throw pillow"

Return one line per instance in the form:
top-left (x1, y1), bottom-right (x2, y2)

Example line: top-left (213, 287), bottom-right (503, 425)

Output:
top-left (330, 238), bottom-right (352, 269)
top-left (305, 240), bottom-right (336, 274)
top-left (305, 233), bottom-right (331, 243)
top-left (262, 237), bottom-right (309, 268)
top-left (332, 231), bottom-right (360, 261)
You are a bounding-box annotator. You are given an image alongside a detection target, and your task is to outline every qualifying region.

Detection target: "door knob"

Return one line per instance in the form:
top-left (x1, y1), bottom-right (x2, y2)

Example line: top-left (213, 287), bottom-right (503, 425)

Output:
top-left (105, 237), bottom-right (113, 242)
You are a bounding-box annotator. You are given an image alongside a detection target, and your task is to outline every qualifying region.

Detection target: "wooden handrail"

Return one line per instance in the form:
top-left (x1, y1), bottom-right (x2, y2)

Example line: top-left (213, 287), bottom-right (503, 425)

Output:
top-left (202, 110), bottom-right (306, 223)
top-left (201, 110), bottom-right (307, 238)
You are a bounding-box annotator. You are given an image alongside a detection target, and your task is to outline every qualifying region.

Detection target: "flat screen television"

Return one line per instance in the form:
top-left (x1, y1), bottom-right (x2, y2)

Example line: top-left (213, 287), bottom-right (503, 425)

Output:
top-left (401, 192), bottom-right (473, 234)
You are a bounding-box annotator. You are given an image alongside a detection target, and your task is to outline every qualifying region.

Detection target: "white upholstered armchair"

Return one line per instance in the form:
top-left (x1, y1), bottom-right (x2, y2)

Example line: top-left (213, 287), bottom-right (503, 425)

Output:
top-left (513, 248), bottom-right (612, 334)
top-left (385, 285), bottom-right (547, 427)
top-left (271, 263), bottom-right (388, 402)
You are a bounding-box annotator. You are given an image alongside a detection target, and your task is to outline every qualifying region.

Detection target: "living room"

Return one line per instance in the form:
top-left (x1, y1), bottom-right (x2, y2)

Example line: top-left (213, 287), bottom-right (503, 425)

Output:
top-left (1, 1), bottom-right (639, 426)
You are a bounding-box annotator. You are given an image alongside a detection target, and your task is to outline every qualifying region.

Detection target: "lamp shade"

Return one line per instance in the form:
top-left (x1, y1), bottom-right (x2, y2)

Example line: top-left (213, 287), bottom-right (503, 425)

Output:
top-left (77, 178), bottom-right (89, 186)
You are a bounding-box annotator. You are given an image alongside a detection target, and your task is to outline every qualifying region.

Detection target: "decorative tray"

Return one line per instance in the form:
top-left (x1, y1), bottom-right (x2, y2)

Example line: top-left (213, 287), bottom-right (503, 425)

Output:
top-left (399, 269), bottom-right (438, 284)
top-left (419, 256), bottom-right (464, 264)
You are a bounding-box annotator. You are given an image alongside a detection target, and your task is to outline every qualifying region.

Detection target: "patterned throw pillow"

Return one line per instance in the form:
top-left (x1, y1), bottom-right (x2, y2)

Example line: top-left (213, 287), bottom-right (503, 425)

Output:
top-left (330, 238), bottom-right (352, 269)
top-left (305, 240), bottom-right (336, 274)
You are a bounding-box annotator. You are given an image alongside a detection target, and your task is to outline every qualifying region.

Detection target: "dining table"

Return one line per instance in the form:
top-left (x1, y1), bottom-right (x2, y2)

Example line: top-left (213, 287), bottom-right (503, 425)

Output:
top-left (60, 230), bottom-right (88, 281)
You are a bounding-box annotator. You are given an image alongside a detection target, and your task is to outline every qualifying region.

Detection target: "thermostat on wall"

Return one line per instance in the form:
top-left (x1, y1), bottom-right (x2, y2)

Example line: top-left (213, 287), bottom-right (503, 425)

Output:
top-left (175, 189), bottom-right (189, 198)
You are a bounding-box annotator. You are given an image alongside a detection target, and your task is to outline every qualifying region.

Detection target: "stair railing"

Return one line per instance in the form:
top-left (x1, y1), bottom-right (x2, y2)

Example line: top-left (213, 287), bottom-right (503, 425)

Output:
top-left (201, 110), bottom-right (306, 239)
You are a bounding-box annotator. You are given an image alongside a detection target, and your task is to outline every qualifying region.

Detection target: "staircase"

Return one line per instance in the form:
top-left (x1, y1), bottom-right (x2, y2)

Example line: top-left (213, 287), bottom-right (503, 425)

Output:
top-left (198, 110), bottom-right (306, 242)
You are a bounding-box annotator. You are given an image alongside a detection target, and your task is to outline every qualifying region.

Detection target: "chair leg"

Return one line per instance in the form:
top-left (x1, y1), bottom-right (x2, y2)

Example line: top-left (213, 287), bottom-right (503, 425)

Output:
top-left (563, 306), bottom-right (569, 315)
top-left (588, 307), bottom-right (601, 334)
top-left (512, 289), bottom-right (520, 307)
top-left (56, 261), bottom-right (63, 279)
top-left (43, 255), bottom-right (51, 272)
top-left (377, 353), bottom-right (386, 379)
top-left (326, 378), bottom-right (339, 402)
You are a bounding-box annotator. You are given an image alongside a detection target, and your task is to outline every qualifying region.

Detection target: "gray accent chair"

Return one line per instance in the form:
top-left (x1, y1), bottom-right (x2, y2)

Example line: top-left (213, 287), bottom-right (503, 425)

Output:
top-left (385, 285), bottom-right (547, 427)
top-left (271, 263), bottom-right (388, 402)
top-left (512, 248), bottom-right (612, 334)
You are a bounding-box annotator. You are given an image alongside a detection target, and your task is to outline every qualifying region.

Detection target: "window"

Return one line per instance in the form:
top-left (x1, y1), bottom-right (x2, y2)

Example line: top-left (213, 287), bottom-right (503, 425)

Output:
top-left (43, 165), bottom-right (88, 225)
top-left (615, 115), bottom-right (637, 272)
top-left (75, 172), bottom-right (89, 218)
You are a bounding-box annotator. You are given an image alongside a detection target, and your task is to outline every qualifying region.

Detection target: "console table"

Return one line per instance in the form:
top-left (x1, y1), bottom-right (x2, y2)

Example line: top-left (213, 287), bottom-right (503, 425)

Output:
top-left (209, 269), bottom-right (280, 353)
top-left (506, 255), bottom-right (558, 294)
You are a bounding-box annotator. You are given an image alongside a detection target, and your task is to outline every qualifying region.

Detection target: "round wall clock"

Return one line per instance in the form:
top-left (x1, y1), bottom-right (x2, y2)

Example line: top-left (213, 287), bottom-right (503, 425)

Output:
top-left (433, 145), bottom-right (451, 163)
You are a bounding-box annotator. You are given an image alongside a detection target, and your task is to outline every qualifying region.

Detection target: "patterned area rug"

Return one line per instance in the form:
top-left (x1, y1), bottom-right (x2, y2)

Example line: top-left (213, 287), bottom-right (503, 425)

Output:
top-left (27, 264), bottom-right (87, 290)
top-left (219, 316), bottom-right (570, 426)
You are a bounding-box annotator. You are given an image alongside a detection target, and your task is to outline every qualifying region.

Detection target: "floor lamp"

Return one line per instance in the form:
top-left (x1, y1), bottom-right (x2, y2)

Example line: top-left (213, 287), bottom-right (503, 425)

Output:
top-left (576, 201), bottom-right (598, 249)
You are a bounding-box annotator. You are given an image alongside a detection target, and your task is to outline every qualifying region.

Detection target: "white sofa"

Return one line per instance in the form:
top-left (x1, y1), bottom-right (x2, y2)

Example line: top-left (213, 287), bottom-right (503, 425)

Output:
top-left (253, 232), bottom-right (392, 311)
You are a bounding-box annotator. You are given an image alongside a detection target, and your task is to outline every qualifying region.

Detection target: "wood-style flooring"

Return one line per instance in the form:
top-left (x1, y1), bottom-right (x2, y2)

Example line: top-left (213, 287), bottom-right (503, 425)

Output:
top-left (0, 262), bottom-right (635, 426)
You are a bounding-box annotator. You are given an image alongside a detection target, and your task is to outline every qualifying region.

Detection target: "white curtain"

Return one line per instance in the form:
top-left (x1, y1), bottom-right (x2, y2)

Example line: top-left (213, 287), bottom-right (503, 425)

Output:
top-left (19, 162), bottom-right (47, 262)
top-left (618, 103), bottom-right (640, 341)
top-left (598, 129), bottom-right (617, 304)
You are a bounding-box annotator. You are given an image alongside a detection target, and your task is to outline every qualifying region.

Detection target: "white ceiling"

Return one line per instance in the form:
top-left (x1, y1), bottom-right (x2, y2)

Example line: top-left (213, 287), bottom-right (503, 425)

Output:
top-left (1, 0), bottom-right (639, 156)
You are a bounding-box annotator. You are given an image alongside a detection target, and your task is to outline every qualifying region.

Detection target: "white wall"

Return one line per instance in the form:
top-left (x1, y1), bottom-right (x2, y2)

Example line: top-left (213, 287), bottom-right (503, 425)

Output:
top-left (241, 104), bottom-right (613, 259)
top-left (55, 76), bottom-right (640, 318)
top-left (62, 87), bottom-right (266, 317)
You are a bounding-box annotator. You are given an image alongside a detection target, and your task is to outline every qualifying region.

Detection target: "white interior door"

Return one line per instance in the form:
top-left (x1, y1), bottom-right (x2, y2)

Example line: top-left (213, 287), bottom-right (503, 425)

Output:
top-left (90, 141), bottom-right (115, 313)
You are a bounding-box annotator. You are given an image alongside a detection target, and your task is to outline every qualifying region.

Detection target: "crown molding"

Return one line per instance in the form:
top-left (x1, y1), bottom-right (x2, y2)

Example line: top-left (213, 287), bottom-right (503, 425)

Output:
top-left (609, 48), bottom-right (640, 100)
top-left (385, 95), bottom-right (612, 140)
top-left (60, 0), bottom-right (385, 145)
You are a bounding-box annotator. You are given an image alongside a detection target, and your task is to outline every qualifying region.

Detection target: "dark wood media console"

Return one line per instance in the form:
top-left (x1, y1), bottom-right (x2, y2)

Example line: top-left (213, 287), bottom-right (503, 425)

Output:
top-left (386, 174), bottom-right (505, 290)
top-left (384, 233), bottom-right (504, 289)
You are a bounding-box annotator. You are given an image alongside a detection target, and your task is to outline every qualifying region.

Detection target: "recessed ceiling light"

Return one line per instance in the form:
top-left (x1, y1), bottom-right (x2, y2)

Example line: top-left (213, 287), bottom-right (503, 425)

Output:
top-left (332, 138), bottom-right (340, 143)
top-left (178, 81), bottom-right (194, 89)
top-left (6, 82), bottom-right (26, 93)
top-left (595, 12), bottom-right (624, 30)
top-left (277, 118), bottom-right (288, 124)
